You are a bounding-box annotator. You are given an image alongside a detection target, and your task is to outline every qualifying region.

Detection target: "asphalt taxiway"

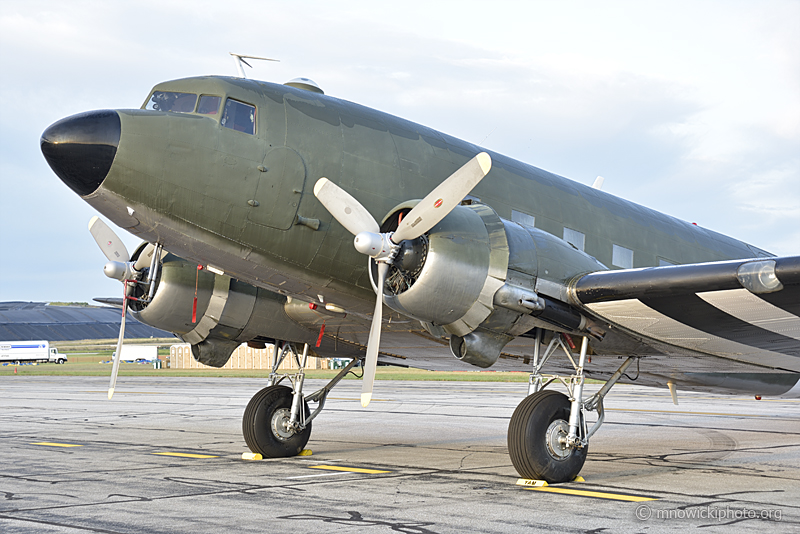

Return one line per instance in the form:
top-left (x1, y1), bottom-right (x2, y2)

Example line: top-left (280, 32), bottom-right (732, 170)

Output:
top-left (1, 376), bottom-right (798, 533)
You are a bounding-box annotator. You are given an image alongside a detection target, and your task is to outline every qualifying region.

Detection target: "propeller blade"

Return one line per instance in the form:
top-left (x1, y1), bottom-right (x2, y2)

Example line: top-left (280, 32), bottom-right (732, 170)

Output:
top-left (93, 297), bottom-right (124, 308)
top-left (392, 152), bottom-right (491, 243)
top-left (133, 243), bottom-right (167, 271)
top-left (108, 299), bottom-right (127, 399)
top-left (314, 178), bottom-right (380, 236)
top-left (361, 262), bottom-right (388, 407)
top-left (89, 216), bottom-right (130, 263)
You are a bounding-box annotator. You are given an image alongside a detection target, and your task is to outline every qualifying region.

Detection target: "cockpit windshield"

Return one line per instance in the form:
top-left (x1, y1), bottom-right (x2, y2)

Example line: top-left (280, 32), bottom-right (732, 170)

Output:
top-left (146, 91), bottom-right (198, 113)
top-left (197, 95), bottom-right (221, 115)
top-left (221, 99), bottom-right (256, 134)
top-left (142, 90), bottom-right (256, 135)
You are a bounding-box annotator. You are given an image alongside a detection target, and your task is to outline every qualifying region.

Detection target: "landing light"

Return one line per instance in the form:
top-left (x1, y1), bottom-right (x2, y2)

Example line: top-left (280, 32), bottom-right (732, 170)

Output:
top-left (737, 260), bottom-right (783, 294)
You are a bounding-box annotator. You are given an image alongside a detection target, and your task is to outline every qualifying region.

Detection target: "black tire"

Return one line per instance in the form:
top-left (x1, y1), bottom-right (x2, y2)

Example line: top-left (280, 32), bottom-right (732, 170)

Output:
top-left (57, 358), bottom-right (66, 364)
top-left (508, 390), bottom-right (587, 483)
top-left (242, 385), bottom-right (311, 458)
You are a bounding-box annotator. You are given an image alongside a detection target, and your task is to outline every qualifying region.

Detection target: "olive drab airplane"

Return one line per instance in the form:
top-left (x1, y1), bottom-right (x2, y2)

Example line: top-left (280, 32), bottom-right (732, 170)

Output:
top-left (40, 67), bottom-right (800, 484)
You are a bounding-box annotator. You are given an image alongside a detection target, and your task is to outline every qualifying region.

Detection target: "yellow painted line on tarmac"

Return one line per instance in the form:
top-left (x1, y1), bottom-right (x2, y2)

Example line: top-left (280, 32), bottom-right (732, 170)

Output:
top-left (516, 476), bottom-right (583, 487)
top-left (527, 486), bottom-right (658, 502)
top-left (308, 465), bottom-right (391, 474)
top-left (31, 442), bottom-right (83, 448)
top-left (152, 452), bottom-right (218, 459)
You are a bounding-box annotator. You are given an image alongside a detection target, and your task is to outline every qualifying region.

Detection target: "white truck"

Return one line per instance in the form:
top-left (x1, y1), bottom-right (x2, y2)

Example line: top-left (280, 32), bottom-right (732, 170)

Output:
top-left (0, 341), bottom-right (67, 364)
top-left (113, 345), bottom-right (159, 362)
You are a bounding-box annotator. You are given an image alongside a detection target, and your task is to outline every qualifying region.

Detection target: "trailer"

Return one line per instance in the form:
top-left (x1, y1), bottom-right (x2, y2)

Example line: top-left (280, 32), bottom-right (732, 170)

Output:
top-left (113, 345), bottom-right (159, 362)
top-left (0, 341), bottom-right (67, 364)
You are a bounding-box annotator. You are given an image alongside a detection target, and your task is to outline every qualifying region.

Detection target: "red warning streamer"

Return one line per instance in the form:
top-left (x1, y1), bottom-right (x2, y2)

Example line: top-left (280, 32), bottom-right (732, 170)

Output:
top-left (192, 265), bottom-right (203, 323)
top-left (316, 322), bottom-right (326, 347)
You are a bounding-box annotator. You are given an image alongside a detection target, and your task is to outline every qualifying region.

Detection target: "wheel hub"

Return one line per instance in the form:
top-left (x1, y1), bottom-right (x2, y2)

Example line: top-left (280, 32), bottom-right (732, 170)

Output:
top-left (270, 407), bottom-right (294, 441)
top-left (545, 419), bottom-right (571, 460)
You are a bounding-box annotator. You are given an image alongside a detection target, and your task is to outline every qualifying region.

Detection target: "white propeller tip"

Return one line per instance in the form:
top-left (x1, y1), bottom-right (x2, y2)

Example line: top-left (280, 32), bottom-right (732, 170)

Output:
top-left (313, 177), bottom-right (330, 197)
top-left (476, 152), bottom-right (492, 174)
top-left (360, 392), bottom-right (372, 407)
top-left (88, 216), bottom-right (99, 230)
top-left (108, 388), bottom-right (115, 400)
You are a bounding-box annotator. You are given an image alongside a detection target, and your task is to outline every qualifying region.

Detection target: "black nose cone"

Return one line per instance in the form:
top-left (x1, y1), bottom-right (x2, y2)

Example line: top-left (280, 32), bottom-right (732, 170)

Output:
top-left (41, 110), bottom-right (121, 196)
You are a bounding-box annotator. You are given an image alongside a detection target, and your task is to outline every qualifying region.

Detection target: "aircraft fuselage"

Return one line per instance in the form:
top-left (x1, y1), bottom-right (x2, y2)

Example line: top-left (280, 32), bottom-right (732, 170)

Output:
top-left (48, 75), bottom-right (766, 316)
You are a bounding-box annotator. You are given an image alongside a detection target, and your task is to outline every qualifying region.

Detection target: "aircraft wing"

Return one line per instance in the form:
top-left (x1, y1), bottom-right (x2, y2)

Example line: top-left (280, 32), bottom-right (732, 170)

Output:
top-left (569, 256), bottom-right (800, 373)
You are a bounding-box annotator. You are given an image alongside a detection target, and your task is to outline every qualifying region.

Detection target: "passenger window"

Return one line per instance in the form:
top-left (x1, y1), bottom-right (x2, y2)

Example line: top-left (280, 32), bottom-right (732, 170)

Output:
top-left (221, 99), bottom-right (256, 134)
top-left (146, 91), bottom-right (197, 113)
top-left (612, 244), bottom-right (634, 269)
top-left (563, 228), bottom-right (585, 251)
top-left (197, 95), bottom-right (221, 115)
top-left (511, 210), bottom-right (535, 228)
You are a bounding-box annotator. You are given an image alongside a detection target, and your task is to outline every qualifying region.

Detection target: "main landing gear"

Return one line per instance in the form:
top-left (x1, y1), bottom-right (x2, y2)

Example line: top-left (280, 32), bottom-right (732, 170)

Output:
top-left (508, 330), bottom-right (635, 483)
top-left (242, 342), bottom-right (360, 458)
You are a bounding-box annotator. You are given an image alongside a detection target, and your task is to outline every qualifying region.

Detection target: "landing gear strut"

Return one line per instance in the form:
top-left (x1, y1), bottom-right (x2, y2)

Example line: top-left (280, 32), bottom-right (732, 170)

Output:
top-left (508, 330), bottom-right (635, 483)
top-left (242, 342), bottom-right (361, 458)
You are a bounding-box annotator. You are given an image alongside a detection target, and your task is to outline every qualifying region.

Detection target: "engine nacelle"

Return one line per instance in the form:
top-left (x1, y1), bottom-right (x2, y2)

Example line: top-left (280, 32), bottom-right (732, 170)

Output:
top-left (382, 203), bottom-right (505, 335)
top-left (129, 252), bottom-right (317, 367)
top-left (376, 202), bottom-right (607, 368)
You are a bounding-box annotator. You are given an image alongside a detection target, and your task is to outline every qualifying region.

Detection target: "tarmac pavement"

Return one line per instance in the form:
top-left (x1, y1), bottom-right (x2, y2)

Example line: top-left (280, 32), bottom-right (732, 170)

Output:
top-left (1, 376), bottom-right (798, 533)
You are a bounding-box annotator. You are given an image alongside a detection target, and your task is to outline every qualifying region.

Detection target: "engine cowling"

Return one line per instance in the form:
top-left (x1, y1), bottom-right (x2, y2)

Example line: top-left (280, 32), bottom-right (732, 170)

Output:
top-left (381, 203), bottom-right (505, 335)
top-left (375, 202), bottom-right (607, 368)
top-left (128, 251), bottom-right (317, 367)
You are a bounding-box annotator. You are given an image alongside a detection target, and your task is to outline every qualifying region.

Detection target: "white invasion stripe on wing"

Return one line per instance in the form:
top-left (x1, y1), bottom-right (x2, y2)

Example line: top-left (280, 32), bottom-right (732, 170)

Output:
top-left (779, 377), bottom-right (800, 398)
top-left (697, 289), bottom-right (800, 342)
top-left (587, 298), bottom-right (798, 370)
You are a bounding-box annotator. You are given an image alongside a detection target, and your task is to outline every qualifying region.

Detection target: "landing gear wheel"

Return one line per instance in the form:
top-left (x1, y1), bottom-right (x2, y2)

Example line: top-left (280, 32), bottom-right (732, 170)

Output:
top-left (508, 390), bottom-right (587, 483)
top-left (242, 385), bottom-right (311, 458)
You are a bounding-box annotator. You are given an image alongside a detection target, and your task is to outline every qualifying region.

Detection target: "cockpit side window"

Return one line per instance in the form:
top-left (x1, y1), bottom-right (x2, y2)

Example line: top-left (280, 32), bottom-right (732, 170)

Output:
top-left (221, 99), bottom-right (256, 134)
top-left (146, 91), bottom-right (197, 113)
top-left (197, 95), bottom-right (222, 115)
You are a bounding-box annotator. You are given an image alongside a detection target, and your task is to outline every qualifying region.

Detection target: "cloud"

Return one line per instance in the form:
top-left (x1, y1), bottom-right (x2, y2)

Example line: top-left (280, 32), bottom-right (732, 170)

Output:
top-left (0, 0), bottom-right (797, 302)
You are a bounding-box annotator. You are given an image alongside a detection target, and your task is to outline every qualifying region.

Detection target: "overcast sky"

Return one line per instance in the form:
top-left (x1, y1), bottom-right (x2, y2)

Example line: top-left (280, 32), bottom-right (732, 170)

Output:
top-left (1, 0), bottom-right (798, 304)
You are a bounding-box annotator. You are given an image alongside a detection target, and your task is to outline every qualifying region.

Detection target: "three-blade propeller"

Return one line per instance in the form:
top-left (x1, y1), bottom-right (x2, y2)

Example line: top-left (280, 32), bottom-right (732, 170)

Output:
top-left (314, 152), bottom-right (492, 406)
top-left (88, 216), bottom-right (164, 399)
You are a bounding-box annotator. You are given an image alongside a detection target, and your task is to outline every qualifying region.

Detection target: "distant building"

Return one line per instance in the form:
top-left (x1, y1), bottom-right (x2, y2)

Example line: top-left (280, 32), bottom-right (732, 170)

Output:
top-left (170, 343), bottom-right (330, 370)
top-left (0, 302), bottom-right (174, 341)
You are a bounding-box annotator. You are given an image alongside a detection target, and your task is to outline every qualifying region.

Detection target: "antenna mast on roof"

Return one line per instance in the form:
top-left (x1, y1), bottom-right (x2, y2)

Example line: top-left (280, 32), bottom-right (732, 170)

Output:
top-left (230, 53), bottom-right (279, 79)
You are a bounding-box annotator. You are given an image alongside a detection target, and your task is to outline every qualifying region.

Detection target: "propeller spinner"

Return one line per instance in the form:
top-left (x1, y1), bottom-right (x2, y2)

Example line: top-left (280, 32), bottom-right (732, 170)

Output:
top-left (313, 152), bottom-right (492, 406)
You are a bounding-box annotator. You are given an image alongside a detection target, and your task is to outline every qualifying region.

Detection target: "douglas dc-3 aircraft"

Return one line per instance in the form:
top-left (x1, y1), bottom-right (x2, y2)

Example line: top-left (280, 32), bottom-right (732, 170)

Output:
top-left (41, 72), bottom-right (800, 483)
